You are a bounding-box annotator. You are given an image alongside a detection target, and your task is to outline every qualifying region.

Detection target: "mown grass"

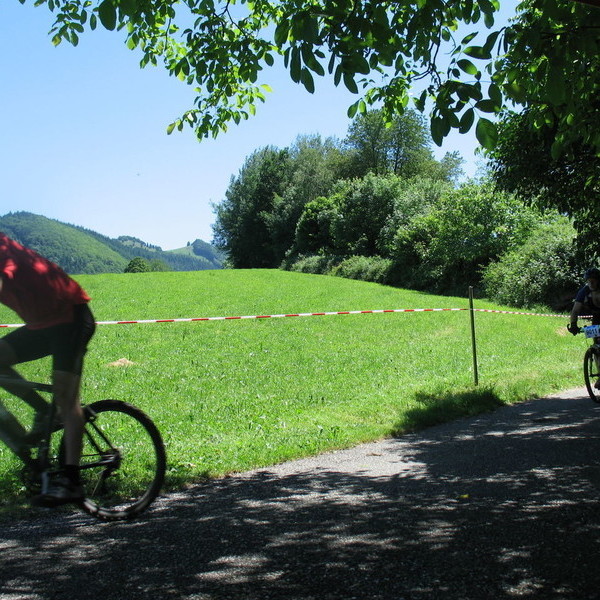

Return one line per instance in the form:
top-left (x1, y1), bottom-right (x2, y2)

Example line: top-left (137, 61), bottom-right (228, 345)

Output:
top-left (0, 269), bottom-right (584, 513)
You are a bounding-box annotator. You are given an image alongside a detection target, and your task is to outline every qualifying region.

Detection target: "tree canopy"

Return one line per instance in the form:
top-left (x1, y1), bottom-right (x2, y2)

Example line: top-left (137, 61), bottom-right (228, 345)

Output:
top-left (488, 110), bottom-right (600, 260)
top-left (22, 0), bottom-right (600, 155)
top-left (213, 109), bottom-right (461, 268)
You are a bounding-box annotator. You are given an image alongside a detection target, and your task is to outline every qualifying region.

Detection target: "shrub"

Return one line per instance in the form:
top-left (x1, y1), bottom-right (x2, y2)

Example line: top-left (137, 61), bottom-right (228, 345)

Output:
top-left (390, 182), bottom-right (538, 295)
top-left (286, 254), bottom-right (342, 275)
top-left (482, 217), bottom-right (578, 309)
top-left (331, 256), bottom-right (394, 284)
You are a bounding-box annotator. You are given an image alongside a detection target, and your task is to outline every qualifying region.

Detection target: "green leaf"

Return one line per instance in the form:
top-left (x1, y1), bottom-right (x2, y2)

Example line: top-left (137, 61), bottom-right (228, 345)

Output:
top-left (333, 64), bottom-right (342, 87)
top-left (505, 80), bottom-right (526, 103)
top-left (301, 15), bottom-right (319, 44)
top-left (414, 89), bottom-right (427, 112)
top-left (457, 59), bottom-right (479, 76)
top-left (372, 5), bottom-right (389, 28)
top-left (301, 68), bottom-right (315, 93)
top-left (274, 20), bottom-right (289, 46)
top-left (430, 116), bottom-right (445, 146)
top-left (347, 99), bottom-right (360, 119)
top-left (342, 53), bottom-right (370, 76)
top-left (475, 99), bottom-right (499, 113)
top-left (478, 0), bottom-right (496, 15)
top-left (328, 53), bottom-right (336, 75)
top-left (475, 117), bottom-right (498, 149)
top-left (301, 45), bottom-right (325, 76)
top-left (488, 83), bottom-right (502, 106)
top-left (462, 0), bottom-right (474, 20)
top-left (483, 30), bottom-right (500, 54)
top-left (461, 31), bottom-right (478, 45)
top-left (459, 108), bottom-right (475, 133)
top-left (119, 0), bottom-right (136, 17)
top-left (98, 0), bottom-right (117, 31)
top-left (343, 72), bottom-right (359, 94)
top-left (290, 48), bottom-right (301, 83)
top-left (463, 45), bottom-right (491, 59)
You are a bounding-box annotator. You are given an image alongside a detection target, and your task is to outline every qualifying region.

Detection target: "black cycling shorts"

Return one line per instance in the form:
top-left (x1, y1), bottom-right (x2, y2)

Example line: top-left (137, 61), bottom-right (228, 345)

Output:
top-left (2, 304), bottom-right (96, 375)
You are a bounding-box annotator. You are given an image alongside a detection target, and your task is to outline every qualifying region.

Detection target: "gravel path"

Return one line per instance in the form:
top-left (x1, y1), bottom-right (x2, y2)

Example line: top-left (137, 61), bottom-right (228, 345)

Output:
top-left (1, 387), bottom-right (600, 600)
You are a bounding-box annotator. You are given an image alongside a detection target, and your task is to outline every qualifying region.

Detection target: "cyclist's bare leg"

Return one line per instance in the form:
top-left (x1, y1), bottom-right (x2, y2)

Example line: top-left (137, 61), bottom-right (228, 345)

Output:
top-left (0, 340), bottom-right (48, 412)
top-left (53, 370), bottom-right (84, 467)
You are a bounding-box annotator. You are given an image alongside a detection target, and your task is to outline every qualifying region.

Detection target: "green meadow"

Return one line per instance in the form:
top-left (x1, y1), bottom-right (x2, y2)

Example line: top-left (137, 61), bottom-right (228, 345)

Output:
top-left (0, 270), bottom-right (585, 510)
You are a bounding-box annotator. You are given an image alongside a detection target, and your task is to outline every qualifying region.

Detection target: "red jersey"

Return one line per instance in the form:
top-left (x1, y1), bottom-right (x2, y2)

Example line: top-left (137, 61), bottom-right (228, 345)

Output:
top-left (0, 233), bottom-right (91, 329)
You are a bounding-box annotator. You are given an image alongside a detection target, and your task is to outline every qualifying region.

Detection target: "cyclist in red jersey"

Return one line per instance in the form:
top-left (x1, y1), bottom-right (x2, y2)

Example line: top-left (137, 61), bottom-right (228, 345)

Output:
top-left (0, 233), bottom-right (95, 505)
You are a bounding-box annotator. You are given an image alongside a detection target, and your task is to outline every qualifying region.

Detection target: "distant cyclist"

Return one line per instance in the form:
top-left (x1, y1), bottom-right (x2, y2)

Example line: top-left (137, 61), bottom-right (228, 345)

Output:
top-left (0, 232), bottom-right (95, 505)
top-left (568, 268), bottom-right (600, 335)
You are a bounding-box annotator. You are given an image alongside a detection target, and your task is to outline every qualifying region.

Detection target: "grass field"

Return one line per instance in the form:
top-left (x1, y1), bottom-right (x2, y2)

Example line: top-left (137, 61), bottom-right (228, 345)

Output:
top-left (0, 269), bottom-right (585, 511)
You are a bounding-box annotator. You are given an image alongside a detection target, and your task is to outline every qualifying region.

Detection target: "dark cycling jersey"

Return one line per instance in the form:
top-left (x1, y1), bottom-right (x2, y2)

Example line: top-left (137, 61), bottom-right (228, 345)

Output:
top-left (575, 284), bottom-right (600, 324)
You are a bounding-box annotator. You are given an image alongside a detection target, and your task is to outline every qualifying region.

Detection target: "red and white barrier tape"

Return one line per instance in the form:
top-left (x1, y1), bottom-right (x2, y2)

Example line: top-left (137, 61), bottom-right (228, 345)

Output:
top-left (0, 307), bottom-right (465, 328)
top-left (97, 307), bottom-right (467, 325)
top-left (472, 309), bottom-right (569, 318)
top-left (0, 306), bottom-right (571, 328)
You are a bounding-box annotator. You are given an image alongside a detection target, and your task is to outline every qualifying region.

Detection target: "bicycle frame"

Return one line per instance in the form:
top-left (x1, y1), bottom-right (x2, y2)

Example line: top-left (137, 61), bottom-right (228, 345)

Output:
top-left (0, 375), bottom-right (119, 475)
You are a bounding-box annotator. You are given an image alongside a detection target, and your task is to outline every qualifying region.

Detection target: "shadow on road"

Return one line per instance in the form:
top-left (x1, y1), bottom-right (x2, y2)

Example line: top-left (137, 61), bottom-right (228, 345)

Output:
top-left (2, 391), bottom-right (600, 599)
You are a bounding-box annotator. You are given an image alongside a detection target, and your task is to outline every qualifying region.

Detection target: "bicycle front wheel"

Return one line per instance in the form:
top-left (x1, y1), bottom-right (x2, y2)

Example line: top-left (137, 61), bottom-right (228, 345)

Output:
top-left (584, 347), bottom-right (600, 403)
top-left (77, 399), bottom-right (166, 521)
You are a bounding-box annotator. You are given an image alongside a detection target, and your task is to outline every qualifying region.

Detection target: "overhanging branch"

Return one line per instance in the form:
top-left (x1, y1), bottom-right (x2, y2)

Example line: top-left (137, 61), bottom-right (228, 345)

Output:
top-left (570, 0), bottom-right (600, 7)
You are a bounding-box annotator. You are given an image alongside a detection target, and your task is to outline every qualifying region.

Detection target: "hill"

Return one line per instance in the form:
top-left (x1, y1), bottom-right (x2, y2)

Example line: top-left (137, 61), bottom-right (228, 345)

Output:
top-left (0, 212), bottom-right (224, 274)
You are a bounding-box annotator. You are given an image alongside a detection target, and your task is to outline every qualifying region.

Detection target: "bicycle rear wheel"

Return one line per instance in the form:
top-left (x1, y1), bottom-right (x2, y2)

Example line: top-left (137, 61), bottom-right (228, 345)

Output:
top-left (76, 399), bottom-right (166, 521)
top-left (584, 346), bottom-right (600, 403)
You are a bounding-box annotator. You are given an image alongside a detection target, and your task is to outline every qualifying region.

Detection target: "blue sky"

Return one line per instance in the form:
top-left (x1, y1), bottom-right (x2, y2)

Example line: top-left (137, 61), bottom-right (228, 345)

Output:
top-left (1, 1), bottom-right (513, 250)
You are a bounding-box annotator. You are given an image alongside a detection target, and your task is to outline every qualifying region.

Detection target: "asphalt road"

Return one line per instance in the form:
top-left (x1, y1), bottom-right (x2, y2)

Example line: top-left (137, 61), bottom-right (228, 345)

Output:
top-left (1, 387), bottom-right (600, 600)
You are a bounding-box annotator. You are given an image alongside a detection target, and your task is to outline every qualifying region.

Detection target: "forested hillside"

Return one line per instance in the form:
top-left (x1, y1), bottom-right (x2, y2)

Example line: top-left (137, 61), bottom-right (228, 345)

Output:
top-left (0, 212), bottom-right (223, 274)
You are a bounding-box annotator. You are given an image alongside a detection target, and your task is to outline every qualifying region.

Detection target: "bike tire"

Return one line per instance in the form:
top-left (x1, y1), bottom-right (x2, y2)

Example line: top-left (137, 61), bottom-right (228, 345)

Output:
top-left (584, 347), bottom-right (600, 403)
top-left (73, 399), bottom-right (166, 521)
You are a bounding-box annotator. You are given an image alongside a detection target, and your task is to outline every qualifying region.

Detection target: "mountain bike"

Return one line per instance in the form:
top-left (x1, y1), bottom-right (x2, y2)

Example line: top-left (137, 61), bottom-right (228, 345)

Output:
top-left (0, 375), bottom-right (166, 521)
top-left (580, 324), bottom-right (600, 403)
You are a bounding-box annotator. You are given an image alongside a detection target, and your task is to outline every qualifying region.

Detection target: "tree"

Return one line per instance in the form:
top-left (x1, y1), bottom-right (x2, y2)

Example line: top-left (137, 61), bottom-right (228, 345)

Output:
top-left (488, 110), bottom-right (600, 261)
top-left (124, 257), bottom-right (150, 272)
top-left (344, 109), bottom-right (430, 178)
top-left (330, 173), bottom-right (405, 257)
top-left (212, 146), bottom-right (290, 267)
top-left (25, 0), bottom-right (600, 155)
top-left (344, 109), bottom-right (464, 180)
top-left (262, 135), bottom-right (345, 263)
top-left (492, 1), bottom-right (600, 158)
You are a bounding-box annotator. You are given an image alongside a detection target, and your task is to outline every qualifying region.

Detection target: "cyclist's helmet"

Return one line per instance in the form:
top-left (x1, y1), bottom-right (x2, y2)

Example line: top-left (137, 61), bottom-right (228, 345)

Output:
top-left (585, 268), bottom-right (600, 281)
